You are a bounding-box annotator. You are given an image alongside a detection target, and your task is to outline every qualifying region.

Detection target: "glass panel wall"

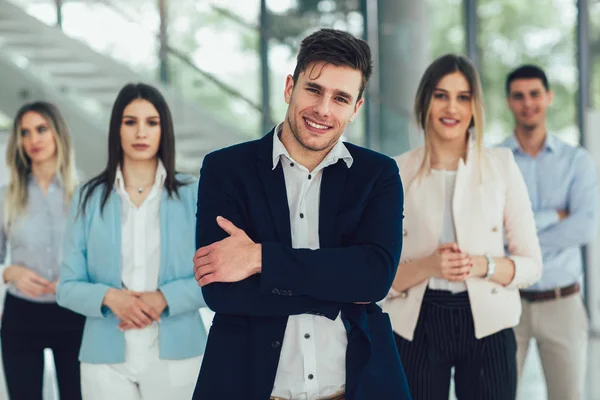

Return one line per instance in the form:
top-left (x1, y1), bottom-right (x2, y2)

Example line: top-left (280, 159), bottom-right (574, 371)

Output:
top-left (397, 0), bottom-right (465, 151)
top-left (478, 0), bottom-right (578, 145)
top-left (168, 0), bottom-right (263, 137)
top-left (591, 0), bottom-right (600, 109)
top-left (428, 0), bottom-right (466, 58)
top-left (0, 112), bottom-right (11, 130)
top-left (7, 0), bottom-right (265, 139)
top-left (8, 0), bottom-right (58, 25)
top-left (61, 1), bottom-right (159, 76)
top-left (170, 1), bottom-right (261, 106)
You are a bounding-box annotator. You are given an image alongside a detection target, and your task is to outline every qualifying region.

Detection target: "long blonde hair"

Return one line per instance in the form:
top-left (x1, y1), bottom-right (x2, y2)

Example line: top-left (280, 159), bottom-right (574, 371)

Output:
top-left (413, 54), bottom-right (485, 180)
top-left (4, 102), bottom-right (77, 231)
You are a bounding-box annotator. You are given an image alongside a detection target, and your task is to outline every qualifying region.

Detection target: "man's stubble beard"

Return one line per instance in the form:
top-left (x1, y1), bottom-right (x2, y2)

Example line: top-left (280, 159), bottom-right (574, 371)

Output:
top-left (515, 115), bottom-right (539, 133)
top-left (286, 114), bottom-right (339, 153)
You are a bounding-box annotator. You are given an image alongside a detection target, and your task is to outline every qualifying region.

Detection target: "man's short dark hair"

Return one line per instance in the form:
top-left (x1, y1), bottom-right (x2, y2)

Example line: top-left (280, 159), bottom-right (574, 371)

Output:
top-left (292, 28), bottom-right (373, 101)
top-left (505, 65), bottom-right (550, 96)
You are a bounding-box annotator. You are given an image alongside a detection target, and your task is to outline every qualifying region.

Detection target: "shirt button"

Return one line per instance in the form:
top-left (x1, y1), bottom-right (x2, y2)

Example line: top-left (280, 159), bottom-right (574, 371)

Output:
top-left (290, 162), bottom-right (295, 167)
top-left (308, 374), bottom-right (314, 380)
top-left (300, 213), bottom-right (304, 218)
top-left (271, 341), bottom-right (281, 349)
top-left (308, 174), bottom-right (312, 180)
top-left (304, 333), bottom-right (310, 339)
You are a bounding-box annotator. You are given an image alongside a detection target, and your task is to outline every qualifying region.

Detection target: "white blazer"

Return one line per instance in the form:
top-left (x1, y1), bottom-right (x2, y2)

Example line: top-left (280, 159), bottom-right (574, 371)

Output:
top-left (383, 145), bottom-right (543, 340)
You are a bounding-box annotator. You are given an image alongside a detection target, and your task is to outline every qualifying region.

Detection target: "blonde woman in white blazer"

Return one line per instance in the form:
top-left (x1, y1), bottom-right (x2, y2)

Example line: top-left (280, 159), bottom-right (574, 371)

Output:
top-left (383, 54), bottom-right (542, 400)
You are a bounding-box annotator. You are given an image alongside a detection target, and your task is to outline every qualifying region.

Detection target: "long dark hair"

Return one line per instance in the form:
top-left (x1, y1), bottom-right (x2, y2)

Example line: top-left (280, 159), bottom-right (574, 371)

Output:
top-left (78, 83), bottom-right (185, 216)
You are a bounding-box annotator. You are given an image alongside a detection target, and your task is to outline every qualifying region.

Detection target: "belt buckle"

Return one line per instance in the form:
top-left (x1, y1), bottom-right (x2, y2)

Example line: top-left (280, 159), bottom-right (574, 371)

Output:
top-left (554, 287), bottom-right (561, 299)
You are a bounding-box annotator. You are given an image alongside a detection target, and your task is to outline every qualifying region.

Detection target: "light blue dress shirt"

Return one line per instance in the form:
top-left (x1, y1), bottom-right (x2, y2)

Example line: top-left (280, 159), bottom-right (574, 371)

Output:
top-left (0, 176), bottom-right (66, 303)
top-left (500, 134), bottom-right (599, 291)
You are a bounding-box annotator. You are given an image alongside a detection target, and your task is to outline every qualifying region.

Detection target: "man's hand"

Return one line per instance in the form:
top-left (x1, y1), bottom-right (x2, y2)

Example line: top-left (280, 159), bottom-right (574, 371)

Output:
top-left (194, 216), bottom-right (262, 287)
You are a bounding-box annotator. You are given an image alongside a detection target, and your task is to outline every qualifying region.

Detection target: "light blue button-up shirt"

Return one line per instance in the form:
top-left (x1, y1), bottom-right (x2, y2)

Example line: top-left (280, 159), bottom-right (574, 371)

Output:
top-left (500, 134), bottom-right (598, 291)
top-left (0, 176), bottom-right (67, 303)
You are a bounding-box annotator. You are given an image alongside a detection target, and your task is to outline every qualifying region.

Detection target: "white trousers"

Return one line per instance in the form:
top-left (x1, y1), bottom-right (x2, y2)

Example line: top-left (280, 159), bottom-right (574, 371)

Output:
top-left (515, 293), bottom-right (588, 400)
top-left (80, 350), bottom-right (202, 400)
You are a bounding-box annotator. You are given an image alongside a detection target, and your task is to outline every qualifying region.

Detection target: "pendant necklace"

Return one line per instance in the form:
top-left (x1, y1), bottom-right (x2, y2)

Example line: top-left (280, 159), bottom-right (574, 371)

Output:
top-left (126, 182), bottom-right (153, 194)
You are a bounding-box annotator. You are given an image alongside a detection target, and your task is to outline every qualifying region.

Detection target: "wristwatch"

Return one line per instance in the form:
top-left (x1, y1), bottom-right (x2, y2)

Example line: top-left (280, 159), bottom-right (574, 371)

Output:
top-left (484, 254), bottom-right (495, 280)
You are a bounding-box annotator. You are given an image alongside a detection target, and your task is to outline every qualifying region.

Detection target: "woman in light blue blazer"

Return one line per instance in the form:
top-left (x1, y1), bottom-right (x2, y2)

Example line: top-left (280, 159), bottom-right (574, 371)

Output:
top-left (57, 83), bottom-right (207, 400)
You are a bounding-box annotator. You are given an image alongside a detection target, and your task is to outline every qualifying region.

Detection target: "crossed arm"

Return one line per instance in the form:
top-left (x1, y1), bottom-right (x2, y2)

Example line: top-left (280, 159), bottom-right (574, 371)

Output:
top-left (193, 154), bottom-right (404, 317)
top-left (535, 151), bottom-right (598, 250)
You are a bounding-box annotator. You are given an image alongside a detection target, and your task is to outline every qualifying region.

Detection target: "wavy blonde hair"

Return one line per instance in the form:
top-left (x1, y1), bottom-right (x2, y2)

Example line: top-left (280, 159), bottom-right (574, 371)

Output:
top-left (413, 54), bottom-right (485, 180)
top-left (4, 102), bottom-right (77, 231)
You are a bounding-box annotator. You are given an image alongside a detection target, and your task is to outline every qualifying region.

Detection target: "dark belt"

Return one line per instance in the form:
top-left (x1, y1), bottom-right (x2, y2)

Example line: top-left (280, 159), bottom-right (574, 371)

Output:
top-left (270, 393), bottom-right (344, 400)
top-left (520, 282), bottom-right (580, 303)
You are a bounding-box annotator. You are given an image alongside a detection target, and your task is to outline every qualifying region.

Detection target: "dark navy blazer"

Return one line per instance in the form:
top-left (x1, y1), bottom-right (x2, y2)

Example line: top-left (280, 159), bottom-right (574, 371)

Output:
top-left (193, 130), bottom-right (411, 400)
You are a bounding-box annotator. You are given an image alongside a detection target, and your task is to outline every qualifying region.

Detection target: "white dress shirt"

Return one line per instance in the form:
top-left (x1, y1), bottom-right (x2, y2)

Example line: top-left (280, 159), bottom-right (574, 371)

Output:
top-left (115, 161), bottom-right (166, 373)
top-left (271, 125), bottom-right (351, 400)
top-left (427, 169), bottom-right (467, 293)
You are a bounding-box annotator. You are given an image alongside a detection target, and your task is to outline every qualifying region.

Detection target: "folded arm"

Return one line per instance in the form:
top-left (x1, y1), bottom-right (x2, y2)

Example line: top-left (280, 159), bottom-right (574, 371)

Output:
top-left (537, 151), bottom-right (598, 250)
top-left (196, 153), bottom-right (404, 314)
top-left (196, 154), bottom-right (343, 318)
top-left (534, 210), bottom-right (560, 232)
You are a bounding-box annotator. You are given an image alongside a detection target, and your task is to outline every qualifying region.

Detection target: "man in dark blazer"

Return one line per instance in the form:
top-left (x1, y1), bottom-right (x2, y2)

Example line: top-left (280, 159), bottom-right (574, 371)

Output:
top-left (192, 28), bottom-right (410, 400)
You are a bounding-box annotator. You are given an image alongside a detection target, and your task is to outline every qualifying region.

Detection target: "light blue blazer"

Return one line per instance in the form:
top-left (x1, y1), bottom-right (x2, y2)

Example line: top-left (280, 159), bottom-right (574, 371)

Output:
top-left (56, 175), bottom-right (207, 364)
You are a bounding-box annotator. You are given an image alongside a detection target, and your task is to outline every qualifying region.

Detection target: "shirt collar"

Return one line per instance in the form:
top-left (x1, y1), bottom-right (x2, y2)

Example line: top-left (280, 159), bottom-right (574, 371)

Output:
top-left (505, 133), bottom-right (556, 154)
top-left (271, 122), bottom-right (354, 170)
top-left (544, 134), bottom-right (558, 152)
top-left (27, 174), bottom-right (62, 189)
top-left (115, 159), bottom-right (167, 194)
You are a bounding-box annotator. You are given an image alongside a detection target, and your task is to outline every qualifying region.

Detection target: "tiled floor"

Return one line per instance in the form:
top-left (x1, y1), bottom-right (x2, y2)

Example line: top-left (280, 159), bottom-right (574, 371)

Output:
top-left (517, 336), bottom-right (600, 400)
top-left (0, 335), bottom-right (597, 399)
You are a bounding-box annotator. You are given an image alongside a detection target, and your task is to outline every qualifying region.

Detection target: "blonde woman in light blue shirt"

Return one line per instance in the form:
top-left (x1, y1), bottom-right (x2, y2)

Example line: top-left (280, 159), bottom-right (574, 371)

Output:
top-left (1, 101), bottom-right (84, 400)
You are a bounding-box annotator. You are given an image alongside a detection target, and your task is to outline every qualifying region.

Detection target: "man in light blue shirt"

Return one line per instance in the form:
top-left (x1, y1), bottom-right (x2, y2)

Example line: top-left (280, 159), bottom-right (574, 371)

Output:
top-left (500, 65), bottom-right (598, 400)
